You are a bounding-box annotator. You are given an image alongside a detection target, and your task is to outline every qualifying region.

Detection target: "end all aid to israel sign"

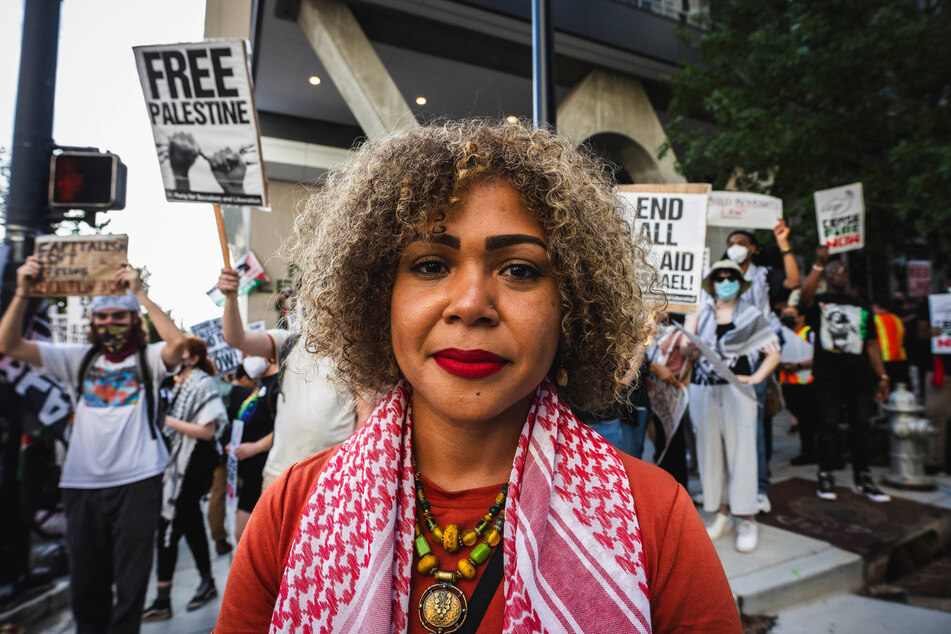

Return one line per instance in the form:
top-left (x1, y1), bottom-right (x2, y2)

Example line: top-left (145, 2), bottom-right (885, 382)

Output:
top-left (133, 40), bottom-right (268, 208)
top-left (814, 182), bottom-right (865, 254)
top-left (619, 184), bottom-right (710, 314)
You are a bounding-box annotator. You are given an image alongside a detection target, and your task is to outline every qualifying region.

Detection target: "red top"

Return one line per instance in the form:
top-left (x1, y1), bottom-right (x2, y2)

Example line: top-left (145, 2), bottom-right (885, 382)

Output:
top-left (215, 448), bottom-right (741, 633)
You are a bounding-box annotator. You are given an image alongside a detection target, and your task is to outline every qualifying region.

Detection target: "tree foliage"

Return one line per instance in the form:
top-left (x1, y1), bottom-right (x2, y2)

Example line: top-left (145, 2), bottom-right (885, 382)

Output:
top-left (664, 0), bottom-right (951, 274)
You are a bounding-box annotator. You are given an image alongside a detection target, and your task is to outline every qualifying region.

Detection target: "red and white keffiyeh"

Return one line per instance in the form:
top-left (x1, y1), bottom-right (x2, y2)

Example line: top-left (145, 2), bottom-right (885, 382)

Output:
top-left (270, 379), bottom-right (652, 634)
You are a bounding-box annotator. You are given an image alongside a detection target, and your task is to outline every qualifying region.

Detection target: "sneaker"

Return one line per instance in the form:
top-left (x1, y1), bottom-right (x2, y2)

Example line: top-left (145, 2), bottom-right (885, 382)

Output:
top-left (706, 512), bottom-right (733, 540)
top-left (215, 539), bottom-right (233, 556)
top-left (186, 577), bottom-right (218, 611)
top-left (816, 472), bottom-right (837, 500)
top-left (757, 493), bottom-right (772, 514)
top-left (735, 520), bottom-right (758, 553)
top-left (853, 473), bottom-right (891, 503)
top-left (691, 491), bottom-right (704, 506)
top-left (142, 600), bottom-right (172, 622)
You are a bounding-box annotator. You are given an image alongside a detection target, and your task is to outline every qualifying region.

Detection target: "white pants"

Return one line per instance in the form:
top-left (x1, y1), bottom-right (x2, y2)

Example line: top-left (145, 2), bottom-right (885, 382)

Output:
top-left (689, 383), bottom-right (758, 516)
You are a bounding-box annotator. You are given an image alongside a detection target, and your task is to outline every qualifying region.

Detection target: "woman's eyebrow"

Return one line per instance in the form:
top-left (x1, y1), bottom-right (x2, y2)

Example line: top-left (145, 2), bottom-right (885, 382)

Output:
top-left (411, 233), bottom-right (461, 249)
top-left (485, 234), bottom-right (547, 250)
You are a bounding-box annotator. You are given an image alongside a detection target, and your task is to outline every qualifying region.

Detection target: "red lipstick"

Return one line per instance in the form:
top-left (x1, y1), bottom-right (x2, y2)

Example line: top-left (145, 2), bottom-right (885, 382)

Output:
top-left (433, 348), bottom-right (507, 378)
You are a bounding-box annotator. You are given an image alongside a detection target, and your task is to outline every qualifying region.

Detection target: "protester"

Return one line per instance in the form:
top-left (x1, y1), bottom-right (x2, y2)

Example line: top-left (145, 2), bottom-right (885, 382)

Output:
top-left (228, 357), bottom-right (278, 543)
top-left (872, 296), bottom-right (910, 386)
top-left (778, 304), bottom-right (817, 465)
top-left (206, 359), bottom-right (262, 555)
top-left (0, 257), bottom-right (185, 633)
top-left (686, 260), bottom-right (780, 553)
top-left (647, 320), bottom-right (695, 489)
top-left (215, 120), bottom-right (740, 632)
top-left (800, 247), bottom-right (892, 502)
top-left (142, 337), bottom-right (227, 622)
top-left (919, 303), bottom-right (951, 474)
top-left (723, 222), bottom-right (801, 513)
top-left (218, 271), bottom-right (360, 493)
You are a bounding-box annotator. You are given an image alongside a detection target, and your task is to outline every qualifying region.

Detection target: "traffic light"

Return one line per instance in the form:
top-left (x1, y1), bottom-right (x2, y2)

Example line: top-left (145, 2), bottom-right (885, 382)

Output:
top-left (48, 150), bottom-right (127, 210)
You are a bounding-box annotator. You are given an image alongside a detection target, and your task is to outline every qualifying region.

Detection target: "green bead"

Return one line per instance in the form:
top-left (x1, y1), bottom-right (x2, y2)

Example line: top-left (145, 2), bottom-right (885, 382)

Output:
top-left (470, 542), bottom-right (491, 564)
top-left (415, 535), bottom-right (432, 557)
top-left (474, 519), bottom-right (490, 535)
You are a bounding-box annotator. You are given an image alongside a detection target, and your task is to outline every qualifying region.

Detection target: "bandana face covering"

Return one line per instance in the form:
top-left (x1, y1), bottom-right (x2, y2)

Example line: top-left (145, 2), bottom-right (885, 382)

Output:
top-left (94, 323), bottom-right (134, 356)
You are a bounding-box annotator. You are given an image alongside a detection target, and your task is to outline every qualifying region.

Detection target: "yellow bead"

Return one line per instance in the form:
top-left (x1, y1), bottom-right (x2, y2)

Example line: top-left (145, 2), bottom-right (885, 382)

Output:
top-left (432, 526), bottom-right (443, 541)
top-left (461, 529), bottom-right (478, 547)
top-left (486, 528), bottom-right (501, 547)
top-left (457, 559), bottom-right (477, 580)
top-left (417, 554), bottom-right (439, 575)
top-left (443, 524), bottom-right (460, 553)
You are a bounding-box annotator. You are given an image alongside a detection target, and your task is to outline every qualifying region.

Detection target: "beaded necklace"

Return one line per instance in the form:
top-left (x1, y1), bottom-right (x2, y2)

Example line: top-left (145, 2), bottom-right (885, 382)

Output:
top-left (412, 457), bottom-right (507, 634)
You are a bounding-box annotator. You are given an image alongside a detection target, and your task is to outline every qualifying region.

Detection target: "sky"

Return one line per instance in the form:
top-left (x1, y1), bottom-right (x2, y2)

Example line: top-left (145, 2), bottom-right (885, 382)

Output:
top-left (1, 0), bottom-right (227, 328)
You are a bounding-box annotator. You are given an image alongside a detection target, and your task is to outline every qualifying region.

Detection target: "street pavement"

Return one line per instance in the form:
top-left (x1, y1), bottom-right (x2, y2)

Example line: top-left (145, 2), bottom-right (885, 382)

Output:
top-left (17, 409), bottom-right (951, 633)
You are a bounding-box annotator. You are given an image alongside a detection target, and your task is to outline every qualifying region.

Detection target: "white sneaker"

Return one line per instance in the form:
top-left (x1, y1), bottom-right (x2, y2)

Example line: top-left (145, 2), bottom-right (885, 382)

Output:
top-left (706, 513), bottom-right (733, 540)
top-left (735, 520), bottom-right (758, 553)
top-left (757, 493), bottom-right (772, 514)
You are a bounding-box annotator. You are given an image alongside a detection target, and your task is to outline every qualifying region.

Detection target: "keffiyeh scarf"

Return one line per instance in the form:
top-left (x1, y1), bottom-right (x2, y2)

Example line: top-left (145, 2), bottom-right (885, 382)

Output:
top-left (694, 300), bottom-right (779, 384)
top-left (270, 379), bottom-right (652, 633)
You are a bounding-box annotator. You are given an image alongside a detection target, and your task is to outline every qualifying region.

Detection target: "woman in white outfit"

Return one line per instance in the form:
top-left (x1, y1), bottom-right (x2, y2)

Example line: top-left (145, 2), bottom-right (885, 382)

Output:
top-left (687, 260), bottom-right (780, 553)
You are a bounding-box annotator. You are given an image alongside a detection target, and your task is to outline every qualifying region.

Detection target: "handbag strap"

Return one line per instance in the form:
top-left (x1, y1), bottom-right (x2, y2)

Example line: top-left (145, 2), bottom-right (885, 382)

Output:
top-left (457, 541), bottom-right (504, 634)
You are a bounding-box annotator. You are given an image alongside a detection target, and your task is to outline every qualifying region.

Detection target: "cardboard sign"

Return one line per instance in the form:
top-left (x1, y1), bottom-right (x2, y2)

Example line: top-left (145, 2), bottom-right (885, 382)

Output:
top-left (29, 235), bottom-right (128, 297)
top-left (707, 191), bottom-right (783, 229)
top-left (907, 260), bottom-right (932, 298)
top-left (930, 294), bottom-right (951, 354)
top-left (645, 378), bottom-right (688, 464)
top-left (205, 250), bottom-right (269, 306)
top-left (225, 418), bottom-right (244, 539)
top-left (133, 40), bottom-right (269, 207)
top-left (619, 184), bottom-right (710, 314)
top-left (814, 182), bottom-right (865, 254)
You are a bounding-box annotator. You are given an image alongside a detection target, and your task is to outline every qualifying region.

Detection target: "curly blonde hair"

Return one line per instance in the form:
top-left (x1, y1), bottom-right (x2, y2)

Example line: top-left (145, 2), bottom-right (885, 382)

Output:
top-left (283, 119), bottom-right (658, 413)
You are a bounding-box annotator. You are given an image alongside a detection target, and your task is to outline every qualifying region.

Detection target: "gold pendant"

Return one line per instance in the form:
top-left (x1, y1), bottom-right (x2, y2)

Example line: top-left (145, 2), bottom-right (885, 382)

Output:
top-left (418, 582), bottom-right (467, 633)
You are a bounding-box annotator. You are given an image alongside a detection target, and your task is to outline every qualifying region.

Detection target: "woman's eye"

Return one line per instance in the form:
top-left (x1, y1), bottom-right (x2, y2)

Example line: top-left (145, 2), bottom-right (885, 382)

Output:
top-left (503, 263), bottom-right (541, 280)
top-left (411, 259), bottom-right (448, 276)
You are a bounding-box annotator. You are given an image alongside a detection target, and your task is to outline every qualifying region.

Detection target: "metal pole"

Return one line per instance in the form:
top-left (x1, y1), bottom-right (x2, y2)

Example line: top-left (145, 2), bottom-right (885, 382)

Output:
top-left (531, 0), bottom-right (555, 129)
top-left (2, 0), bottom-right (62, 309)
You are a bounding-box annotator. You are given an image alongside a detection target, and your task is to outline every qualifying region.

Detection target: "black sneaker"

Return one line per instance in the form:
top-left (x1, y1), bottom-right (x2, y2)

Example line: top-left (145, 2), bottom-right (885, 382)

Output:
top-left (142, 600), bottom-right (172, 622)
top-left (816, 472), bottom-right (837, 500)
top-left (853, 473), bottom-right (891, 503)
top-left (187, 577), bottom-right (218, 611)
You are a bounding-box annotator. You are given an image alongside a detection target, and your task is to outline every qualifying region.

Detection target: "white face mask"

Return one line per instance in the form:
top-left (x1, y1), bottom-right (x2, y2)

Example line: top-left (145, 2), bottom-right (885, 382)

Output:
top-left (726, 244), bottom-right (750, 264)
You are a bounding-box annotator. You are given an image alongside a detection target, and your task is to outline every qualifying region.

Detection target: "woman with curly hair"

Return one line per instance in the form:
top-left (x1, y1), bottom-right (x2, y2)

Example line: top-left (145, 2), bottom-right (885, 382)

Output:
top-left (216, 120), bottom-right (739, 633)
top-left (143, 337), bottom-right (227, 622)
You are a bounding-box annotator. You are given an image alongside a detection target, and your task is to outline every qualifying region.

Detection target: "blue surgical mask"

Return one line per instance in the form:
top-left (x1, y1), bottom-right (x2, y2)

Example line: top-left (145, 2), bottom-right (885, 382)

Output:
top-left (714, 279), bottom-right (741, 300)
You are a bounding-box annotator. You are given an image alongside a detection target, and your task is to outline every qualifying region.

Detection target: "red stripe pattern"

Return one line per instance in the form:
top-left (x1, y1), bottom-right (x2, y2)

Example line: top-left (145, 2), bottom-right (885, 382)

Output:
top-left (269, 379), bottom-right (652, 633)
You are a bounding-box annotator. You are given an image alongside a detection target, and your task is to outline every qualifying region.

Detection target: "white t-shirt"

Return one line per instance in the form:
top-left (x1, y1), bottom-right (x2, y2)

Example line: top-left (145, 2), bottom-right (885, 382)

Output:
top-left (262, 329), bottom-right (356, 480)
top-left (38, 341), bottom-right (174, 489)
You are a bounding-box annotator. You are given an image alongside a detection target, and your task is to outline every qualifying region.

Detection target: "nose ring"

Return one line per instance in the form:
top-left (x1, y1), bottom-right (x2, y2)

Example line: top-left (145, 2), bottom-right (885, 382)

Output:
top-left (490, 304), bottom-right (495, 310)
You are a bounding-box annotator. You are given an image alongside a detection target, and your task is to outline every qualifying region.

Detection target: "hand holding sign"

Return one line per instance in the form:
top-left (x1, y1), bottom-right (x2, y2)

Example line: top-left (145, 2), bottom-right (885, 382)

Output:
top-left (217, 268), bottom-right (240, 297)
top-left (16, 256), bottom-right (43, 296)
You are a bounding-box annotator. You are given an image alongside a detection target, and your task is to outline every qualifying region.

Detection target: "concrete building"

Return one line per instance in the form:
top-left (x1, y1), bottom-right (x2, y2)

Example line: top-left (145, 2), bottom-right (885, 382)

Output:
top-left (204, 0), bottom-right (705, 325)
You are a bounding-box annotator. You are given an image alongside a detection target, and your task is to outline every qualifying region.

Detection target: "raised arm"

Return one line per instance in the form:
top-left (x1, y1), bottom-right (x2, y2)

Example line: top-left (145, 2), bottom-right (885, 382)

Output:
top-left (115, 264), bottom-right (186, 368)
top-left (774, 220), bottom-right (801, 289)
top-left (218, 268), bottom-right (275, 359)
top-left (0, 256), bottom-right (44, 366)
top-left (799, 246), bottom-right (829, 310)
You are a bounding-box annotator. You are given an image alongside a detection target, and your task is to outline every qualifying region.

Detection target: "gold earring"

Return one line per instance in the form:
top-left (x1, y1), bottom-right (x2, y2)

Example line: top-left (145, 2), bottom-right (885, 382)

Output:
top-left (556, 367), bottom-right (568, 386)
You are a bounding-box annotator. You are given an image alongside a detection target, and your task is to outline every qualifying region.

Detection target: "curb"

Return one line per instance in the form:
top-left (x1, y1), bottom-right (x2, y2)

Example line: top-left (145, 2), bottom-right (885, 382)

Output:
top-left (0, 580), bottom-right (70, 628)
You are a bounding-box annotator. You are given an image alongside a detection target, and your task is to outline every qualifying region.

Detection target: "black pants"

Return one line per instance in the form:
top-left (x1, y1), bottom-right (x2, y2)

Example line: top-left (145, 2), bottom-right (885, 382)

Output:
top-left (783, 383), bottom-right (817, 458)
top-left (815, 378), bottom-right (874, 478)
top-left (156, 461), bottom-right (215, 582)
top-left (62, 475), bottom-right (162, 634)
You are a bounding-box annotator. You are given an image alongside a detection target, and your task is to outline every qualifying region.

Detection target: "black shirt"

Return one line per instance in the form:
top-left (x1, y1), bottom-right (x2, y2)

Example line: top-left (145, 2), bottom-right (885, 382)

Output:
top-left (806, 292), bottom-right (875, 381)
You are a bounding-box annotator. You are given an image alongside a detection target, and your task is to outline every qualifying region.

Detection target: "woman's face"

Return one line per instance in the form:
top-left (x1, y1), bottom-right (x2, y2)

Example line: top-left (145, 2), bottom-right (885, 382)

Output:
top-left (391, 178), bottom-right (562, 426)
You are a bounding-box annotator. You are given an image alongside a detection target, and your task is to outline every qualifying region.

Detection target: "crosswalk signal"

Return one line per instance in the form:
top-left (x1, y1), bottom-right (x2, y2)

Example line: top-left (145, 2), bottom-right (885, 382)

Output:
top-left (49, 150), bottom-right (127, 210)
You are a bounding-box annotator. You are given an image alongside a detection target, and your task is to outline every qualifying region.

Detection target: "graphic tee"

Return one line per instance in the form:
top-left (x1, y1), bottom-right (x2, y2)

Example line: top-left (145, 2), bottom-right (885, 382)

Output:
top-left (37, 341), bottom-right (175, 488)
top-left (806, 293), bottom-right (875, 381)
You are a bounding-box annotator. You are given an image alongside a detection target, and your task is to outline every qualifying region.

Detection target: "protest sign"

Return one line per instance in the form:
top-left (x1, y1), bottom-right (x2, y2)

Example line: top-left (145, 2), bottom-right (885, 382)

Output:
top-left (907, 261), bottom-right (932, 298)
top-left (929, 294), bottom-right (951, 354)
top-left (189, 317), bottom-right (242, 376)
top-left (29, 234), bottom-right (128, 297)
top-left (707, 191), bottom-right (783, 229)
top-left (673, 323), bottom-right (758, 403)
top-left (645, 378), bottom-right (688, 464)
top-left (814, 182), bottom-right (865, 254)
top-left (619, 184), bottom-right (710, 314)
top-left (206, 250), bottom-right (269, 306)
top-left (133, 40), bottom-right (268, 207)
top-left (225, 419), bottom-right (244, 539)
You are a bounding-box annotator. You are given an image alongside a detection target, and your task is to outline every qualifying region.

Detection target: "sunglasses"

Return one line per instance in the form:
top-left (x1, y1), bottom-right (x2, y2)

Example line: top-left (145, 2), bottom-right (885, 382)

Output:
top-left (714, 274), bottom-right (739, 282)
